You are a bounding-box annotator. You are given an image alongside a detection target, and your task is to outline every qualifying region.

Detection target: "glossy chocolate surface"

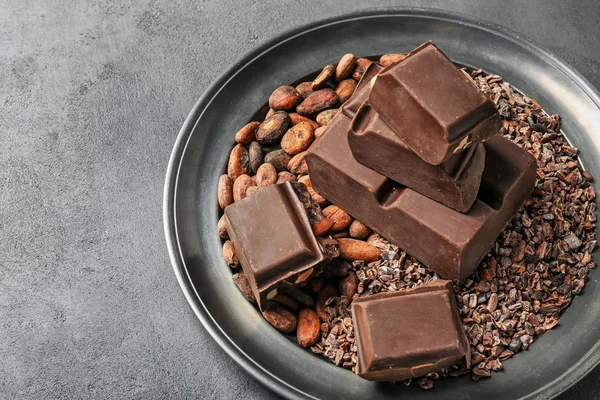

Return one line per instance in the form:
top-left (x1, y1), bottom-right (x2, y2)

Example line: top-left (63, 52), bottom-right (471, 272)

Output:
top-left (224, 182), bottom-right (326, 309)
top-left (352, 280), bottom-right (470, 381)
top-left (305, 113), bottom-right (536, 282)
top-left (369, 41), bottom-right (501, 165)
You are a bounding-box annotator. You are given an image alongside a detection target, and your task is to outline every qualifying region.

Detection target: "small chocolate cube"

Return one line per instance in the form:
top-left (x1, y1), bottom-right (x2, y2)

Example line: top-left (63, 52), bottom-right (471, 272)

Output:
top-left (224, 182), bottom-right (326, 310)
top-left (351, 280), bottom-right (470, 381)
top-left (369, 41), bottom-right (501, 165)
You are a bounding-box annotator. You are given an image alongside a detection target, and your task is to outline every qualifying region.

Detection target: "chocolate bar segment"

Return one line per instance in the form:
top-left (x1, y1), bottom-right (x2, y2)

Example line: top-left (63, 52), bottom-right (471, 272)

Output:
top-left (349, 103), bottom-right (485, 212)
top-left (305, 113), bottom-right (535, 282)
top-left (224, 182), bottom-right (326, 310)
top-left (352, 280), bottom-right (470, 381)
top-left (341, 62), bottom-right (383, 119)
top-left (369, 41), bottom-right (501, 165)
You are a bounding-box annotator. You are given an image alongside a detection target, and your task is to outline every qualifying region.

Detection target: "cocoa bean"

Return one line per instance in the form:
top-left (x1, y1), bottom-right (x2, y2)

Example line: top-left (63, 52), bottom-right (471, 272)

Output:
top-left (340, 271), bottom-right (358, 300)
top-left (316, 284), bottom-right (338, 322)
top-left (217, 174), bottom-right (234, 209)
top-left (235, 121), bottom-right (260, 145)
top-left (256, 111), bottom-right (290, 145)
top-left (232, 272), bottom-right (256, 303)
top-left (311, 217), bottom-right (333, 236)
top-left (297, 175), bottom-right (327, 207)
top-left (273, 293), bottom-right (299, 312)
top-left (297, 309), bottom-right (321, 348)
top-left (233, 174), bottom-right (254, 202)
top-left (335, 79), bottom-right (357, 103)
top-left (255, 163), bottom-right (278, 187)
top-left (288, 113), bottom-right (320, 131)
top-left (276, 171), bottom-right (296, 184)
top-left (331, 231), bottom-right (349, 239)
top-left (324, 259), bottom-right (349, 277)
top-left (316, 109), bottom-right (340, 126)
top-left (223, 240), bottom-right (239, 268)
top-left (379, 53), bottom-right (406, 67)
top-left (261, 302), bottom-right (297, 333)
top-left (323, 205), bottom-right (353, 232)
top-left (349, 220), bottom-right (372, 239)
top-left (335, 53), bottom-right (356, 81)
top-left (245, 186), bottom-right (263, 197)
top-left (295, 81), bottom-right (314, 99)
top-left (352, 57), bottom-right (373, 81)
top-left (265, 108), bottom-right (275, 119)
top-left (281, 122), bottom-right (314, 155)
top-left (281, 286), bottom-right (315, 307)
top-left (227, 144), bottom-right (249, 181)
top-left (337, 238), bottom-right (380, 261)
top-left (308, 277), bottom-right (324, 292)
top-left (297, 89), bottom-right (338, 115)
top-left (312, 64), bottom-right (335, 90)
top-left (269, 85), bottom-right (303, 111)
top-left (248, 141), bottom-right (263, 174)
top-left (217, 214), bottom-right (229, 239)
top-left (314, 126), bottom-right (327, 139)
top-left (288, 151), bottom-right (309, 175)
top-left (264, 149), bottom-right (292, 172)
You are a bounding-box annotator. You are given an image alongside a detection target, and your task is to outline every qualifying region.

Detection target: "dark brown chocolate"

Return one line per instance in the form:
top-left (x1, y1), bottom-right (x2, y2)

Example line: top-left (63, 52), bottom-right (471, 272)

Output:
top-left (352, 280), bottom-right (470, 381)
top-left (224, 182), bottom-right (326, 310)
top-left (369, 41), bottom-right (502, 165)
top-left (305, 113), bottom-right (536, 283)
top-left (341, 62), bottom-right (383, 119)
top-left (349, 103), bottom-right (485, 212)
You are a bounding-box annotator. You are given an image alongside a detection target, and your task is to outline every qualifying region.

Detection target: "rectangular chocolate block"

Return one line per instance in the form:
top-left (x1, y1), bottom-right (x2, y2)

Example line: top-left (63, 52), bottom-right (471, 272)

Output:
top-left (349, 103), bottom-right (485, 212)
top-left (369, 41), bottom-right (502, 165)
top-left (305, 113), bottom-right (536, 282)
top-left (352, 280), bottom-right (470, 381)
top-left (224, 182), bottom-right (326, 310)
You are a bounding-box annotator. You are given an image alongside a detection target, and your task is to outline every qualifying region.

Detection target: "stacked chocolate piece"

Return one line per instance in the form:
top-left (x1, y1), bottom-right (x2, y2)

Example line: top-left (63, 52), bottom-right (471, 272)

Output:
top-left (224, 41), bottom-right (536, 382)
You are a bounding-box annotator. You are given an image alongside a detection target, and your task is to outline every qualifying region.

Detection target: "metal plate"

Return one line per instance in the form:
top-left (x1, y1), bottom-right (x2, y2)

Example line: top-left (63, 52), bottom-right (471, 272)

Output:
top-left (164, 8), bottom-right (600, 400)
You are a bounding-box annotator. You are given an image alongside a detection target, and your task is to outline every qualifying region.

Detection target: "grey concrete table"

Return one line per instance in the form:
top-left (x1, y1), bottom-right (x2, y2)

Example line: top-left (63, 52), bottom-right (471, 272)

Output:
top-left (1, 0), bottom-right (599, 398)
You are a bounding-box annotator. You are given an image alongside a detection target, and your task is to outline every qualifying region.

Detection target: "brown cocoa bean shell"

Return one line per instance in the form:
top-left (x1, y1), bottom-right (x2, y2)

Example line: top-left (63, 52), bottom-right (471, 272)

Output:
top-left (323, 205), bottom-right (353, 232)
top-left (295, 81), bottom-right (314, 99)
top-left (288, 151), bottom-right (309, 175)
top-left (311, 217), bottom-right (333, 236)
top-left (349, 220), bottom-right (372, 239)
top-left (235, 121), bottom-right (260, 145)
top-left (335, 53), bottom-right (356, 81)
top-left (217, 174), bottom-right (234, 209)
top-left (379, 53), bottom-right (406, 67)
top-left (232, 174), bottom-right (255, 202)
top-left (232, 272), bottom-right (256, 303)
top-left (337, 238), bottom-right (380, 261)
top-left (297, 175), bottom-right (327, 207)
top-left (335, 79), bottom-right (357, 103)
top-left (262, 302), bottom-right (298, 333)
top-left (340, 271), bottom-right (358, 300)
top-left (269, 85), bottom-right (303, 111)
top-left (276, 171), bottom-right (296, 184)
top-left (264, 149), bottom-right (292, 172)
top-left (316, 284), bottom-right (338, 322)
top-left (248, 141), bottom-right (263, 174)
top-left (281, 122), bottom-right (314, 155)
top-left (316, 109), bottom-right (340, 126)
top-left (273, 293), bottom-right (299, 312)
top-left (311, 64), bottom-right (335, 90)
top-left (297, 309), bottom-right (321, 347)
top-left (255, 163), bottom-right (278, 187)
top-left (265, 108), bottom-right (276, 119)
top-left (331, 231), bottom-right (349, 239)
top-left (223, 240), bottom-right (239, 268)
top-left (227, 144), bottom-right (249, 181)
top-left (297, 89), bottom-right (338, 115)
top-left (217, 214), bottom-right (229, 239)
top-left (352, 58), bottom-right (373, 81)
top-left (314, 126), bottom-right (327, 139)
top-left (256, 111), bottom-right (290, 145)
top-left (288, 113), bottom-right (320, 131)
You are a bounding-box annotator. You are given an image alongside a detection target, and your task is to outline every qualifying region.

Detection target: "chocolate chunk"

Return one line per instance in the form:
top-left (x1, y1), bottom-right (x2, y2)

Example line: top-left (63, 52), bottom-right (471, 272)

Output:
top-left (351, 280), bottom-right (470, 381)
top-left (349, 103), bottom-right (485, 212)
top-left (305, 113), bottom-right (536, 282)
top-left (224, 182), bottom-right (327, 310)
top-left (369, 41), bottom-right (501, 165)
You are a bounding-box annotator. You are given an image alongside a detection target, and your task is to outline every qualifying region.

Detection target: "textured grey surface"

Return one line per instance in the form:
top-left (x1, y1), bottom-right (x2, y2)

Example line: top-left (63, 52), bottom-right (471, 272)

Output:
top-left (1, 0), bottom-right (599, 399)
